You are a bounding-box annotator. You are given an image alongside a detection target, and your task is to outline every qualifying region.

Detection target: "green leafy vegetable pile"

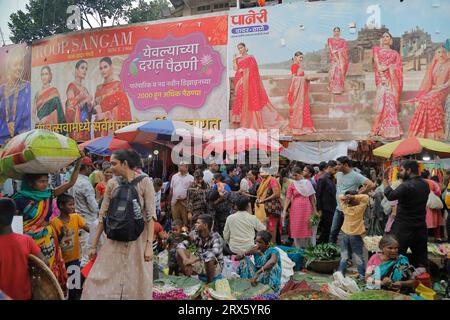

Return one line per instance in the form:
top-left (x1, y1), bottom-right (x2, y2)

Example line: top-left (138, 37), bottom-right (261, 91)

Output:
top-left (304, 243), bottom-right (340, 267)
top-left (349, 290), bottom-right (407, 300)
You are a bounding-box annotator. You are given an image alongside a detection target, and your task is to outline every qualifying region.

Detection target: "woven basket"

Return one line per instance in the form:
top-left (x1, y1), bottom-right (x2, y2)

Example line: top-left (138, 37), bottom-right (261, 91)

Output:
top-left (28, 255), bottom-right (64, 300)
top-left (280, 289), bottom-right (338, 300)
top-left (307, 259), bottom-right (340, 274)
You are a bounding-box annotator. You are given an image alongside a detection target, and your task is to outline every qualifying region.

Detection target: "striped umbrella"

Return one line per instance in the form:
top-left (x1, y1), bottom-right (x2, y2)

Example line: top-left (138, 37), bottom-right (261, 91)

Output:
top-left (373, 137), bottom-right (450, 159)
top-left (79, 135), bottom-right (133, 156)
top-left (79, 135), bottom-right (161, 157)
top-left (114, 120), bottom-right (203, 144)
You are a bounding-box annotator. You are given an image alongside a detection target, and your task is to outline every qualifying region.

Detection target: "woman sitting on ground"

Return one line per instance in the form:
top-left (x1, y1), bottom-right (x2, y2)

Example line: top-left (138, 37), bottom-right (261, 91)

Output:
top-left (235, 230), bottom-right (282, 292)
top-left (365, 234), bottom-right (416, 293)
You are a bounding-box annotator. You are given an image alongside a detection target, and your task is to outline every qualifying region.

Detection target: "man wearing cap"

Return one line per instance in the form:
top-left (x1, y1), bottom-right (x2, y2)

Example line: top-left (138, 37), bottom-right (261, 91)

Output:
top-left (69, 156), bottom-right (99, 267)
top-left (169, 162), bottom-right (194, 228)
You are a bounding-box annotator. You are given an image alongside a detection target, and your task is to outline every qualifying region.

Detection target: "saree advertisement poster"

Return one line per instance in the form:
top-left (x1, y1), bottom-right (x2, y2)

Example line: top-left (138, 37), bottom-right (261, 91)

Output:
top-left (31, 14), bottom-right (228, 142)
top-left (228, 0), bottom-right (450, 142)
top-left (0, 44), bottom-right (32, 145)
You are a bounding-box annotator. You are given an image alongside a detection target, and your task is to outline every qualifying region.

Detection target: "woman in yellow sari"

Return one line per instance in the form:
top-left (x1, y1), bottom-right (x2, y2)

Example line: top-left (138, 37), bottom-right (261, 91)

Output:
top-left (255, 167), bottom-right (282, 244)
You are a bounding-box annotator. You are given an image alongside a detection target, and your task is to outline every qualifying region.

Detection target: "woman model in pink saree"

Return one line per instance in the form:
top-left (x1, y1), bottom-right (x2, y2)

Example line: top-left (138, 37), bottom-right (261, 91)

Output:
top-left (231, 43), bottom-right (282, 130)
top-left (407, 46), bottom-right (450, 140)
top-left (328, 27), bottom-right (348, 94)
top-left (287, 51), bottom-right (317, 135)
top-left (370, 32), bottom-right (403, 140)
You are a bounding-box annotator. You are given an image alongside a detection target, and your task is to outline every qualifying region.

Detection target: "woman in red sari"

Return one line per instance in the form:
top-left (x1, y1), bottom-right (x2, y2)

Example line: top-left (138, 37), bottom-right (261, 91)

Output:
top-left (328, 27), bottom-right (348, 94)
top-left (407, 46), bottom-right (450, 140)
top-left (93, 57), bottom-right (132, 138)
top-left (231, 43), bottom-right (282, 130)
top-left (370, 32), bottom-right (403, 140)
top-left (65, 60), bottom-right (94, 142)
top-left (287, 51), bottom-right (318, 135)
top-left (33, 66), bottom-right (66, 126)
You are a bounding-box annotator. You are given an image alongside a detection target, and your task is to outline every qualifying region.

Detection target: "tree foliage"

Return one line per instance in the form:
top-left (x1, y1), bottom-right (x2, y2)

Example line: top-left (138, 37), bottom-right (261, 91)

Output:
top-left (127, 0), bottom-right (171, 24)
top-left (8, 0), bottom-right (171, 44)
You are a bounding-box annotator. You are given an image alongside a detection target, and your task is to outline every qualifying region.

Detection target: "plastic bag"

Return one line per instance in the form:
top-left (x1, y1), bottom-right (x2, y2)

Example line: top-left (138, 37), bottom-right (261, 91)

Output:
top-left (222, 256), bottom-right (239, 279)
top-left (274, 247), bottom-right (295, 286)
top-left (328, 271), bottom-right (360, 300)
top-left (0, 130), bottom-right (80, 180)
top-left (158, 250), bottom-right (169, 271)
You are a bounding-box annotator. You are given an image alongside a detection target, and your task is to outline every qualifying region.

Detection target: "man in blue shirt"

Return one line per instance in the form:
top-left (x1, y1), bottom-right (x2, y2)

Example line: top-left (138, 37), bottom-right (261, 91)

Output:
top-left (329, 156), bottom-right (374, 244)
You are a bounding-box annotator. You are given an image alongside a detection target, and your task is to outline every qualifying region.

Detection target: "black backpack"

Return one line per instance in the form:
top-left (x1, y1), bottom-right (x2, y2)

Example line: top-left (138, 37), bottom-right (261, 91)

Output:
top-left (104, 175), bottom-right (146, 242)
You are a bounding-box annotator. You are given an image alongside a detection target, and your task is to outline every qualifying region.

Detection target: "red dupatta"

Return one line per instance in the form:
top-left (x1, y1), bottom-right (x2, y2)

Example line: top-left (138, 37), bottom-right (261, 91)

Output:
top-left (35, 87), bottom-right (60, 113)
top-left (232, 55), bottom-right (269, 115)
top-left (373, 46), bottom-right (403, 104)
top-left (328, 38), bottom-right (348, 76)
top-left (94, 80), bottom-right (132, 121)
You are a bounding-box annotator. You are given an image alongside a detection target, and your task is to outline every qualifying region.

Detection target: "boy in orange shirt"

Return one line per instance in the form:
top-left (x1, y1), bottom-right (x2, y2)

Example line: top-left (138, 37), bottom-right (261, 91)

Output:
top-left (50, 194), bottom-right (89, 300)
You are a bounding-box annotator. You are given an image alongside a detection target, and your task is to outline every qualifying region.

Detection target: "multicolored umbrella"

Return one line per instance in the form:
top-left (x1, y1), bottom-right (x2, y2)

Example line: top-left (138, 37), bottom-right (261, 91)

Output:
top-left (79, 135), bottom-right (133, 156)
top-left (114, 120), bottom-right (203, 144)
top-left (373, 137), bottom-right (450, 159)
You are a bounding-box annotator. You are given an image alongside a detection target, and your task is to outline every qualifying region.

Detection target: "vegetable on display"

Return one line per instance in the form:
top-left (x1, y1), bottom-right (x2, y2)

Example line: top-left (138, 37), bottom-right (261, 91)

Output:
top-left (303, 243), bottom-right (340, 267)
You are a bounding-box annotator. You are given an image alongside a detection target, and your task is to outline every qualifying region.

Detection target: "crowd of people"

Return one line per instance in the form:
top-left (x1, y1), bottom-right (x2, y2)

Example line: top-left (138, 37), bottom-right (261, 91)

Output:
top-left (1, 151), bottom-right (450, 300)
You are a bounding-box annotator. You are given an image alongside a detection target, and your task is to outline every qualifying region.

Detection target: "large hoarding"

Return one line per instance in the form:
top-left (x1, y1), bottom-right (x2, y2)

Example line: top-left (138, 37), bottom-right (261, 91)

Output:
top-left (0, 44), bottom-right (32, 145)
top-left (31, 14), bottom-right (228, 142)
top-left (228, 0), bottom-right (450, 141)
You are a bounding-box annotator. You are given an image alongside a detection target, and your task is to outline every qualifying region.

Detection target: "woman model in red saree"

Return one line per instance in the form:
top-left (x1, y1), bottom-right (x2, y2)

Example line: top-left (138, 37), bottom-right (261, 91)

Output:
top-left (328, 27), bottom-right (348, 94)
top-left (231, 43), bottom-right (283, 130)
top-left (287, 51), bottom-right (317, 135)
top-left (65, 60), bottom-right (94, 142)
top-left (370, 32), bottom-right (403, 140)
top-left (93, 57), bottom-right (132, 138)
top-left (407, 46), bottom-right (450, 140)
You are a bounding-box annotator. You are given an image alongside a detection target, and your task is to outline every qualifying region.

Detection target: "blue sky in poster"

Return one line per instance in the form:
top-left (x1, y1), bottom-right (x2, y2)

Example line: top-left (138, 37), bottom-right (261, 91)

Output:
top-left (229, 0), bottom-right (450, 65)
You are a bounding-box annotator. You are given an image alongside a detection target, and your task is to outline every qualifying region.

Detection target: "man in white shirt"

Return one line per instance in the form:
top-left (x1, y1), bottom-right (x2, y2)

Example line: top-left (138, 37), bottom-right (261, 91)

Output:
top-left (170, 162), bottom-right (194, 228)
top-left (69, 157), bottom-right (99, 267)
top-left (203, 161), bottom-right (219, 187)
top-left (223, 195), bottom-right (266, 255)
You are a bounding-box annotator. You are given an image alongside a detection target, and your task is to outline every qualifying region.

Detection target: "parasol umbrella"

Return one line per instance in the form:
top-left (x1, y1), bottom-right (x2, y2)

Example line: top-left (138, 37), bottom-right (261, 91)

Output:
top-left (373, 137), bottom-right (450, 159)
top-left (79, 135), bottom-right (133, 156)
top-left (114, 120), bottom-right (203, 144)
top-left (203, 129), bottom-right (283, 154)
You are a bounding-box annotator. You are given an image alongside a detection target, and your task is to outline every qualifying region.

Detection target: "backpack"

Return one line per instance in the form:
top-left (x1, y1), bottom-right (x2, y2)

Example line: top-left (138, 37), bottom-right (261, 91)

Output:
top-left (104, 175), bottom-right (146, 242)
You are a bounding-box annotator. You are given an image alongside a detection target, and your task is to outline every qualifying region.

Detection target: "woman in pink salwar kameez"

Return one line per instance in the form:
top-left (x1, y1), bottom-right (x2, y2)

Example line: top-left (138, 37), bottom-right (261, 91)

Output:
top-left (328, 27), bottom-right (348, 94)
top-left (407, 46), bottom-right (450, 140)
top-left (282, 167), bottom-right (317, 249)
top-left (231, 43), bottom-right (283, 130)
top-left (287, 51), bottom-right (318, 135)
top-left (370, 32), bottom-right (403, 140)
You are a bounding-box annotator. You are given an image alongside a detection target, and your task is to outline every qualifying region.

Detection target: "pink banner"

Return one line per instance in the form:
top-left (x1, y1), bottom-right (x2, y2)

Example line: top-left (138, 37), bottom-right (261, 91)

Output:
top-left (120, 32), bottom-right (224, 113)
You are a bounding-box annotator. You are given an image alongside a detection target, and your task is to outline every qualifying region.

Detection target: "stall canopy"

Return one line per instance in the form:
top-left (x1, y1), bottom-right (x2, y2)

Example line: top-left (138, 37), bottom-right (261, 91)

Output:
top-left (281, 141), bottom-right (358, 164)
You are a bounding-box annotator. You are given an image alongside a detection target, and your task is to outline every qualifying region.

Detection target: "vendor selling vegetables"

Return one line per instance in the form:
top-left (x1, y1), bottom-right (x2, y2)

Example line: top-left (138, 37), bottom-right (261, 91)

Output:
top-left (365, 234), bottom-right (416, 294)
top-left (235, 231), bottom-right (283, 293)
top-left (176, 214), bottom-right (224, 284)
